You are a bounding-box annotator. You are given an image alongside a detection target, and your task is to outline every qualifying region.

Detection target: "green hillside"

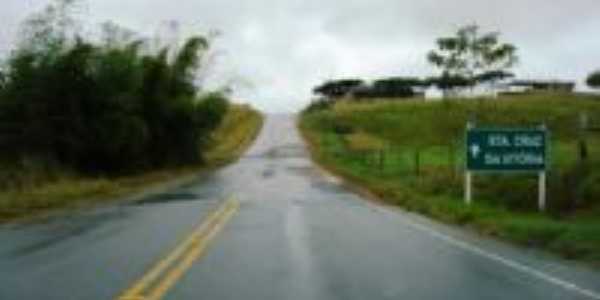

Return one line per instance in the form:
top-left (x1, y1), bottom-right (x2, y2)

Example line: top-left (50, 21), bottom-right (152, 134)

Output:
top-left (300, 92), bottom-right (600, 264)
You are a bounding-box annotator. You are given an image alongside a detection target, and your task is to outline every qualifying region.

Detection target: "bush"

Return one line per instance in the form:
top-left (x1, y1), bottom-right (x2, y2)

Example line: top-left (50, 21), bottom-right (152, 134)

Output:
top-left (0, 0), bottom-right (229, 176)
top-left (302, 99), bottom-right (332, 114)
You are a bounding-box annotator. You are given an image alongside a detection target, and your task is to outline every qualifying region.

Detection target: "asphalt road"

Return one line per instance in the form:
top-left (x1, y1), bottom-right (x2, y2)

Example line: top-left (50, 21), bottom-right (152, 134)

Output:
top-left (1, 115), bottom-right (599, 300)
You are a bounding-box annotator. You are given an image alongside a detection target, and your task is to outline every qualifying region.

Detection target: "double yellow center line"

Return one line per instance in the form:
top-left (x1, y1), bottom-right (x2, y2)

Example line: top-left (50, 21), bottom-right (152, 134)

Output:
top-left (116, 198), bottom-right (240, 300)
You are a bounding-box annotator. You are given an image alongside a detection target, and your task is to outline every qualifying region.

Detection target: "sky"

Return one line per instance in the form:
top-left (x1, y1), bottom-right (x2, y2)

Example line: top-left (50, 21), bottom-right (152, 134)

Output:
top-left (1, 0), bottom-right (599, 112)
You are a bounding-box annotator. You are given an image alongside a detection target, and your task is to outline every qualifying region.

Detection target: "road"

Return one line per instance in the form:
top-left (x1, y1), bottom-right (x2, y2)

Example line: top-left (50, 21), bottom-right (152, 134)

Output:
top-left (1, 115), bottom-right (599, 300)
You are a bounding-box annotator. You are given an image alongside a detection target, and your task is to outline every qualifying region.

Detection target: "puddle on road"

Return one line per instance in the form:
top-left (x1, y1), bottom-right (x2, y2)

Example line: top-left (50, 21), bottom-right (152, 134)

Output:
top-left (285, 166), bottom-right (315, 176)
top-left (262, 169), bottom-right (276, 178)
top-left (310, 180), bottom-right (346, 194)
top-left (248, 144), bottom-right (308, 160)
top-left (5, 208), bottom-right (129, 257)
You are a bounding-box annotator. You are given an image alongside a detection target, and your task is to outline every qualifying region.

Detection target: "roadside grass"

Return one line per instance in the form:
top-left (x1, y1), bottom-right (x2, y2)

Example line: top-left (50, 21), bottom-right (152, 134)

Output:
top-left (205, 104), bottom-right (264, 164)
top-left (0, 104), bottom-right (263, 222)
top-left (300, 92), bottom-right (600, 265)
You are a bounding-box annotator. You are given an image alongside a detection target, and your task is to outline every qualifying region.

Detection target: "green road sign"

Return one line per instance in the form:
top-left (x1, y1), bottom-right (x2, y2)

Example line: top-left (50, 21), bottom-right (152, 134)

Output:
top-left (466, 128), bottom-right (548, 172)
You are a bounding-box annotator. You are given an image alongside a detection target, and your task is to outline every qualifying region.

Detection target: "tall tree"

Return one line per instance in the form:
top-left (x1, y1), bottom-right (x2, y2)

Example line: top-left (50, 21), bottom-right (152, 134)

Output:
top-left (427, 24), bottom-right (518, 97)
top-left (170, 36), bottom-right (209, 98)
top-left (0, 0), bottom-right (230, 175)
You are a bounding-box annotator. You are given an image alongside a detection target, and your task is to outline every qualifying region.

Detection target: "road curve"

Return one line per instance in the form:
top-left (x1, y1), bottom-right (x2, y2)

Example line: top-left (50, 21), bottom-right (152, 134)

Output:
top-left (1, 115), bottom-right (599, 300)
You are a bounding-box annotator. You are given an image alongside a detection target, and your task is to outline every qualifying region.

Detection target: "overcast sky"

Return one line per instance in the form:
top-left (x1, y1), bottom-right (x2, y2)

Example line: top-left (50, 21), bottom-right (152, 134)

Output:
top-left (1, 0), bottom-right (599, 112)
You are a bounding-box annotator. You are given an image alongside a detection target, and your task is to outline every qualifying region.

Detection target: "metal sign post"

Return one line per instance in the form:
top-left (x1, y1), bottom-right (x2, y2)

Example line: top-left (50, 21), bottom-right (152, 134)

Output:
top-left (465, 171), bottom-right (472, 205)
top-left (538, 171), bottom-right (546, 211)
top-left (464, 122), bottom-right (474, 205)
top-left (465, 125), bottom-right (549, 211)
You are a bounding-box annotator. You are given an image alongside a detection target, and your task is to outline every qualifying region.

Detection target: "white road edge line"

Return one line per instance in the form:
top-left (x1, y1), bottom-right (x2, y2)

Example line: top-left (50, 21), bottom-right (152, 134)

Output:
top-left (380, 207), bottom-right (600, 300)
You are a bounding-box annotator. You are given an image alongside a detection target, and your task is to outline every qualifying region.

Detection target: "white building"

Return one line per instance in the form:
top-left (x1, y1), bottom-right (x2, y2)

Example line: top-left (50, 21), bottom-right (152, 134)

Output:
top-left (424, 81), bottom-right (532, 101)
top-left (424, 86), bottom-right (444, 100)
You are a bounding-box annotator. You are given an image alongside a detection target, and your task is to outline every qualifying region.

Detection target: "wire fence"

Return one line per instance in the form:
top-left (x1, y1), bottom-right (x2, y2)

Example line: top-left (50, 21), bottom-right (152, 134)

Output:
top-left (320, 135), bottom-right (467, 184)
top-left (319, 112), bottom-right (600, 212)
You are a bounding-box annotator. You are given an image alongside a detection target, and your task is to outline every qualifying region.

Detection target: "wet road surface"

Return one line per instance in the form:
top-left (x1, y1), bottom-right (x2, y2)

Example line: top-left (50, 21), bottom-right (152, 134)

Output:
top-left (1, 115), bottom-right (599, 300)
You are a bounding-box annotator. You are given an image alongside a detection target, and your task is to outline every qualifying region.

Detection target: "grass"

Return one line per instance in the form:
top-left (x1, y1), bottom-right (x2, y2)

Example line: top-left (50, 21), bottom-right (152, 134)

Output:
top-left (205, 104), bottom-right (264, 164)
top-left (0, 104), bottom-right (263, 223)
top-left (300, 92), bottom-right (600, 265)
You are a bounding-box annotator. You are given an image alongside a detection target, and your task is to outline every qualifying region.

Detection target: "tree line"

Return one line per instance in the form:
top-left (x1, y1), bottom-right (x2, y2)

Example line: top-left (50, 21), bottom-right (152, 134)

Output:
top-left (313, 78), bottom-right (421, 99)
top-left (312, 75), bottom-right (497, 99)
top-left (0, 0), bottom-right (229, 176)
top-left (313, 24), bottom-right (600, 100)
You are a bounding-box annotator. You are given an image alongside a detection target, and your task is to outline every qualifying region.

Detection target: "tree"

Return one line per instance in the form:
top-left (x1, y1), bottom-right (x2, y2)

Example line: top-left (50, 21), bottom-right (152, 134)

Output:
top-left (18, 0), bottom-right (80, 57)
top-left (169, 36), bottom-right (209, 98)
top-left (587, 71), bottom-right (600, 89)
top-left (313, 79), bottom-right (364, 98)
top-left (476, 70), bottom-right (514, 83)
top-left (313, 77), bottom-right (427, 100)
top-left (101, 21), bottom-right (138, 48)
top-left (0, 0), bottom-right (229, 175)
top-left (369, 77), bottom-right (417, 98)
top-left (0, 70), bottom-right (5, 91)
top-left (426, 72), bottom-right (473, 91)
top-left (427, 24), bottom-right (518, 97)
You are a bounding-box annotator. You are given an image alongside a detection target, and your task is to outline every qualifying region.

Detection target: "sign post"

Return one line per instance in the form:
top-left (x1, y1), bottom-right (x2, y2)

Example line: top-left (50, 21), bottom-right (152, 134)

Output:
top-left (464, 122), bottom-right (474, 205)
top-left (538, 171), bottom-right (546, 211)
top-left (465, 126), bottom-right (548, 211)
top-left (465, 171), bottom-right (472, 205)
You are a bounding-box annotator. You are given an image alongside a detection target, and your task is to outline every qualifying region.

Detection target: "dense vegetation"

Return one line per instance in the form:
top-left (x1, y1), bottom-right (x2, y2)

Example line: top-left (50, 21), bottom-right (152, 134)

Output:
top-left (0, 0), bottom-right (229, 180)
top-left (301, 93), bottom-right (600, 263)
top-left (313, 79), bottom-right (365, 98)
top-left (0, 104), bottom-right (262, 222)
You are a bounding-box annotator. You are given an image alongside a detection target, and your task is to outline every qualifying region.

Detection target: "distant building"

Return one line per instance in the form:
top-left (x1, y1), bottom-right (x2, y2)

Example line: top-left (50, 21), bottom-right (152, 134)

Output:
top-left (424, 82), bottom-right (501, 100)
top-left (424, 86), bottom-right (444, 100)
top-left (500, 84), bottom-right (533, 94)
top-left (422, 79), bottom-right (575, 100)
top-left (508, 80), bottom-right (575, 93)
top-left (315, 78), bottom-right (576, 103)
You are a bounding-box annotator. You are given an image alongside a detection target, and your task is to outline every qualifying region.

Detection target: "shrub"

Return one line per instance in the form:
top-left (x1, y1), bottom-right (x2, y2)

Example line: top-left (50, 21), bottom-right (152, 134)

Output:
top-left (0, 0), bottom-right (229, 176)
top-left (302, 99), bottom-right (332, 114)
top-left (586, 71), bottom-right (600, 89)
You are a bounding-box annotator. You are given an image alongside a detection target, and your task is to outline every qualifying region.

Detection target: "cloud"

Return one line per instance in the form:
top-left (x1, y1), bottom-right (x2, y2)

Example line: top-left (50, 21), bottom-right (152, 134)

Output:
top-left (1, 0), bottom-right (600, 112)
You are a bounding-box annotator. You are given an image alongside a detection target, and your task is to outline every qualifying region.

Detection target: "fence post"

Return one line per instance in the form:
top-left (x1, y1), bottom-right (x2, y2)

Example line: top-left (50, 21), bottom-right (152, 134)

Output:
top-left (448, 143), bottom-right (456, 180)
top-left (579, 112), bottom-right (589, 163)
top-left (574, 112), bottom-right (589, 208)
top-left (414, 149), bottom-right (421, 177)
top-left (465, 121), bottom-right (475, 205)
top-left (465, 171), bottom-right (472, 205)
top-left (379, 149), bottom-right (385, 172)
top-left (538, 171), bottom-right (546, 211)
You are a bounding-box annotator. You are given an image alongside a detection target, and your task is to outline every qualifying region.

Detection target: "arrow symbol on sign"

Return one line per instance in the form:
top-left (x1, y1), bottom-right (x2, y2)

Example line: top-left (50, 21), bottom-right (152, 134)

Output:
top-left (470, 144), bottom-right (481, 158)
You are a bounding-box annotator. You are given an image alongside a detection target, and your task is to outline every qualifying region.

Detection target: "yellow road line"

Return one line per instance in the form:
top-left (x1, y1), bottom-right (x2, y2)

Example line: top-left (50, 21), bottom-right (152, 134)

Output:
top-left (116, 198), bottom-right (239, 300)
top-left (146, 201), bottom-right (239, 300)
